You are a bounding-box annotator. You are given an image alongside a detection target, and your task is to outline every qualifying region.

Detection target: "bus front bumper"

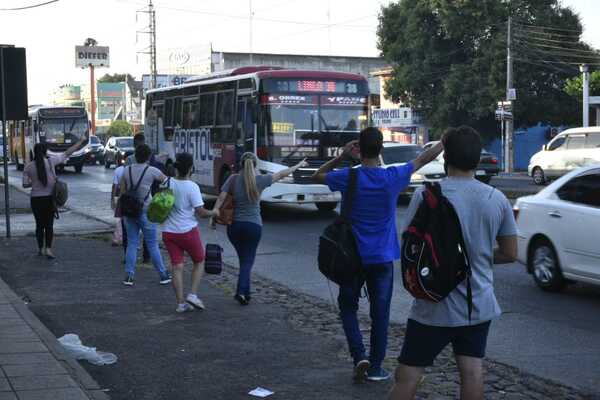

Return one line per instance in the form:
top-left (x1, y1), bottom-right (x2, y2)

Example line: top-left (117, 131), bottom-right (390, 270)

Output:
top-left (261, 183), bottom-right (341, 204)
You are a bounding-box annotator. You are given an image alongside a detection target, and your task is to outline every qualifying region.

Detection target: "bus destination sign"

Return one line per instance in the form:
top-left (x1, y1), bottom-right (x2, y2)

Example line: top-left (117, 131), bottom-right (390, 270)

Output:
top-left (261, 95), bottom-right (317, 105)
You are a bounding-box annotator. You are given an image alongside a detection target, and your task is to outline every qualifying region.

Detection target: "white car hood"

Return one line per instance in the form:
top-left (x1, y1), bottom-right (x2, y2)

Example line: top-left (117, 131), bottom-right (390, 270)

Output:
top-left (384, 160), bottom-right (445, 175)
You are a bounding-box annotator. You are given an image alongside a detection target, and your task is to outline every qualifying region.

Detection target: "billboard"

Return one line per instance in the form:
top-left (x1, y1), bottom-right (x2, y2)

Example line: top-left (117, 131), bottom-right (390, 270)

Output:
top-left (141, 74), bottom-right (195, 94)
top-left (75, 46), bottom-right (110, 68)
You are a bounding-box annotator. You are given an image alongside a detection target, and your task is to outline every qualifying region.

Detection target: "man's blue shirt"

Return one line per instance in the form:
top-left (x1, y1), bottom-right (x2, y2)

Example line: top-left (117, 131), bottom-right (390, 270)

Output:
top-left (326, 163), bottom-right (414, 265)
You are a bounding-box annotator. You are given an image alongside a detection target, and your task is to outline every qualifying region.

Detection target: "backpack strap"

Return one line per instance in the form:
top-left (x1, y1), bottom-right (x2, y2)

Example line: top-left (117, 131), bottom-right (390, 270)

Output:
top-left (128, 165), bottom-right (151, 199)
top-left (340, 168), bottom-right (358, 222)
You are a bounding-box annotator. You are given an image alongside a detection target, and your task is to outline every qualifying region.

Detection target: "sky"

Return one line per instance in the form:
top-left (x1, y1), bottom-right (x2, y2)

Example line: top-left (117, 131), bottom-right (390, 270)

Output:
top-left (0, 0), bottom-right (597, 104)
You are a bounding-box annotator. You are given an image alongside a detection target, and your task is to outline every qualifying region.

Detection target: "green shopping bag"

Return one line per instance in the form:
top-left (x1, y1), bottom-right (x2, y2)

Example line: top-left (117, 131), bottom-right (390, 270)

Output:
top-left (147, 178), bottom-right (175, 223)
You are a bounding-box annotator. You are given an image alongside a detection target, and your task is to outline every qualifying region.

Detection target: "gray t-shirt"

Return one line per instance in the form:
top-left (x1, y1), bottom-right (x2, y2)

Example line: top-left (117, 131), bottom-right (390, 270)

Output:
top-left (222, 173), bottom-right (273, 226)
top-left (122, 163), bottom-right (164, 209)
top-left (402, 177), bottom-right (518, 327)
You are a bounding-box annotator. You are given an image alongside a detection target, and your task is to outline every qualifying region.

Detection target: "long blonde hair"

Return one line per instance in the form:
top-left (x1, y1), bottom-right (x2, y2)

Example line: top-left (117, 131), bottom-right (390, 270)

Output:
top-left (241, 152), bottom-right (260, 202)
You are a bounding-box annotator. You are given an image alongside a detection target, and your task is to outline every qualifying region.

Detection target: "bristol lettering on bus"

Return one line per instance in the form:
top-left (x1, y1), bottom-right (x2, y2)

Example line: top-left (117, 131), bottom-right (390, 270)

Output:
top-left (144, 67), bottom-right (370, 212)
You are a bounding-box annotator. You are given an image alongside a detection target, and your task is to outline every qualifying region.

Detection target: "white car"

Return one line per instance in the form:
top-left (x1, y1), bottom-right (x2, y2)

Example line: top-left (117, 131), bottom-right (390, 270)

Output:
top-left (381, 143), bottom-right (446, 197)
top-left (514, 165), bottom-right (600, 291)
top-left (528, 127), bottom-right (600, 185)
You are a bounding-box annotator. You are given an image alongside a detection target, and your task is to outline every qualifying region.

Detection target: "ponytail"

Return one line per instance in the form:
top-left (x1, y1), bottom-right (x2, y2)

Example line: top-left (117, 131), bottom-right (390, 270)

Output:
top-left (241, 154), bottom-right (259, 202)
top-left (33, 143), bottom-right (48, 187)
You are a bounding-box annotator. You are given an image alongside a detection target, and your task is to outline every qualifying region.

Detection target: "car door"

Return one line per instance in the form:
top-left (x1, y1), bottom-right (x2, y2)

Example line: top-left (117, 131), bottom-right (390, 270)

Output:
top-left (584, 133), bottom-right (600, 165)
top-left (563, 134), bottom-right (586, 173)
top-left (554, 170), bottom-right (600, 279)
top-left (544, 136), bottom-right (567, 177)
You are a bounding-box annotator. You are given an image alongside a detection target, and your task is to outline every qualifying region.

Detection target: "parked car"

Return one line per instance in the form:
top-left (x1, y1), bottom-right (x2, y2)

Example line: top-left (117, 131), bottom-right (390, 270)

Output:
top-left (104, 136), bottom-right (134, 169)
top-left (85, 136), bottom-right (105, 165)
top-left (380, 143), bottom-right (446, 199)
top-left (528, 127), bottom-right (600, 185)
top-left (423, 141), bottom-right (499, 184)
top-left (514, 165), bottom-right (600, 292)
top-left (0, 135), bottom-right (4, 161)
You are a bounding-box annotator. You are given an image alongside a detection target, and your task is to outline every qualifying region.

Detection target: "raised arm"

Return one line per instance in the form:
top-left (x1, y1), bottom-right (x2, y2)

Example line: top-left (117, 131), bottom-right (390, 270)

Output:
top-left (272, 158), bottom-right (308, 183)
top-left (312, 140), bottom-right (357, 184)
top-left (494, 235), bottom-right (517, 264)
top-left (411, 141), bottom-right (444, 172)
top-left (64, 136), bottom-right (88, 158)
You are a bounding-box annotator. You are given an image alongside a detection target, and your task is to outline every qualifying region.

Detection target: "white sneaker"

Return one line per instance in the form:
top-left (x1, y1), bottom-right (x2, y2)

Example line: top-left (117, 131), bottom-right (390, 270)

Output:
top-left (186, 294), bottom-right (205, 310)
top-left (176, 303), bottom-right (194, 313)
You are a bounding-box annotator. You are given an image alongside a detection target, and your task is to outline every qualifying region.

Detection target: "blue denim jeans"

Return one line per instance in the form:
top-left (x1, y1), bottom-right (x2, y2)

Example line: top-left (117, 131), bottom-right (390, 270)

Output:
top-left (124, 212), bottom-right (167, 278)
top-left (227, 221), bottom-right (262, 297)
top-left (338, 262), bottom-right (394, 369)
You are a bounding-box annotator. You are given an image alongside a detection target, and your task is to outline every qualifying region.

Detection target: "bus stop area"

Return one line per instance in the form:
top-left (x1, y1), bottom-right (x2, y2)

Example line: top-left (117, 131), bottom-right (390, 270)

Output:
top-left (0, 234), bottom-right (590, 400)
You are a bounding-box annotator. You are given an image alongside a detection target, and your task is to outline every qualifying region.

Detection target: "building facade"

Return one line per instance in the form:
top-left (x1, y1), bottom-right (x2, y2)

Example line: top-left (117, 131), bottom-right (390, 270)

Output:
top-left (371, 68), bottom-right (429, 144)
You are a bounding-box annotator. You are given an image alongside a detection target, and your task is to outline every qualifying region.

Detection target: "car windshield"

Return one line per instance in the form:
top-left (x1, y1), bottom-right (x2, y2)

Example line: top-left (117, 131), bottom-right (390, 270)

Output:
top-left (382, 146), bottom-right (423, 164)
top-left (116, 138), bottom-right (133, 148)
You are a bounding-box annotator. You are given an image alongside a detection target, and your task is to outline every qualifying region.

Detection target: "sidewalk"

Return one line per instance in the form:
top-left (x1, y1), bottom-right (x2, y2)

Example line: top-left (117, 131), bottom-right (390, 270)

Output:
top-left (0, 274), bottom-right (108, 399)
top-left (0, 236), bottom-right (594, 399)
top-left (0, 181), bottom-right (113, 237)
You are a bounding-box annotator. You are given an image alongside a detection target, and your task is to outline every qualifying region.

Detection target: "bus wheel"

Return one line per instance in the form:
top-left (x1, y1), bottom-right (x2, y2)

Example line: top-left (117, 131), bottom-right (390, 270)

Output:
top-left (316, 202), bottom-right (338, 212)
top-left (74, 163), bottom-right (84, 174)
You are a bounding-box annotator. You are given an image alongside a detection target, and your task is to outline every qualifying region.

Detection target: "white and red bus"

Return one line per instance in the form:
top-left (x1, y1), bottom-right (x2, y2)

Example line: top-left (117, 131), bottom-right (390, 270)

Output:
top-left (144, 67), bottom-right (369, 211)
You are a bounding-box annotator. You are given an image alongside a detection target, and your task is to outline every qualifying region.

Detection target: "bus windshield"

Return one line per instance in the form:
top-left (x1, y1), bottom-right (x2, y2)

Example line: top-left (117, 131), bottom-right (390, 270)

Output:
top-left (40, 118), bottom-right (88, 143)
top-left (320, 107), bottom-right (367, 132)
top-left (268, 105), bottom-right (318, 146)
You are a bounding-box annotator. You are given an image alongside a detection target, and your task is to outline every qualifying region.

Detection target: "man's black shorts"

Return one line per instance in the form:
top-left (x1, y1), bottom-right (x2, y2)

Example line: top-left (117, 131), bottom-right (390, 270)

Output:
top-left (398, 319), bottom-right (492, 367)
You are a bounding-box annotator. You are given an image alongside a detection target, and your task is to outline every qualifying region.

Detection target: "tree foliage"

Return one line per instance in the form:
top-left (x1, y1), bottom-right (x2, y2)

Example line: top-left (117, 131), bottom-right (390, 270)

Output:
top-left (377, 0), bottom-right (589, 140)
top-left (98, 73), bottom-right (134, 83)
top-left (107, 120), bottom-right (132, 137)
top-left (564, 71), bottom-right (600, 99)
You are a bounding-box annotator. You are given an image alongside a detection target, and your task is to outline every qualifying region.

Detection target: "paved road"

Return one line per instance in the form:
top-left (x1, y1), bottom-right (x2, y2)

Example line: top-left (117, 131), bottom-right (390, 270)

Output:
top-left (9, 165), bottom-right (600, 393)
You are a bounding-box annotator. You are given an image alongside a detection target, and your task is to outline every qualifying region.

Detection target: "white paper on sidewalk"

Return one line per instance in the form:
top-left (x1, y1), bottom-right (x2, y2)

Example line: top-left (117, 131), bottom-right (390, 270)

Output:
top-left (248, 387), bottom-right (274, 397)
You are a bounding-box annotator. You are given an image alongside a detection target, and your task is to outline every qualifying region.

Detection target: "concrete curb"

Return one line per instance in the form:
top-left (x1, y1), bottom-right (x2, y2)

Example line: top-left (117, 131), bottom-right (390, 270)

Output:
top-left (0, 277), bottom-right (110, 400)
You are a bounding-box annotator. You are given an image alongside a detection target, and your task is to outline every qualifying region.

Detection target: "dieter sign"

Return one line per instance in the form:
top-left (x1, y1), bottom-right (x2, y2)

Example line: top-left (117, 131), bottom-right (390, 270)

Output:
top-left (75, 46), bottom-right (110, 68)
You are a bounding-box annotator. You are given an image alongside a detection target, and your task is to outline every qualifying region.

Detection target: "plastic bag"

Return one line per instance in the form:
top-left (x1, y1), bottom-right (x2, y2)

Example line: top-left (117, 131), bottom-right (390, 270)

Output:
top-left (58, 334), bottom-right (117, 366)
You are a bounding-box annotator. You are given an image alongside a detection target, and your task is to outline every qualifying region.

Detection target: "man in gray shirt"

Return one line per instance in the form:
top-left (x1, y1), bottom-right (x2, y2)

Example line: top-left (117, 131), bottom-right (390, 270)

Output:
top-left (390, 126), bottom-right (518, 400)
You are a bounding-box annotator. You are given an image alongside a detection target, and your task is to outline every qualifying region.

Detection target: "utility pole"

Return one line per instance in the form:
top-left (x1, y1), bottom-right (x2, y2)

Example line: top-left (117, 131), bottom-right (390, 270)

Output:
top-left (249, 0), bottom-right (253, 65)
top-left (581, 64), bottom-right (589, 127)
top-left (327, 0), bottom-right (332, 55)
top-left (1, 47), bottom-right (10, 238)
top-left (90, 65), bottom-right (96, 134)
top-left (137, 0), bottom-right (157, 89)
top-left (505, 15), bottom-right (515, 173)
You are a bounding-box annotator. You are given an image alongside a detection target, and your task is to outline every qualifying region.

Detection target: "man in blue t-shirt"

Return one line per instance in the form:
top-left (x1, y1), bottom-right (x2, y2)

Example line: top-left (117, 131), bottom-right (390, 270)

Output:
top-left (313, 127), bottom-right (443, 382)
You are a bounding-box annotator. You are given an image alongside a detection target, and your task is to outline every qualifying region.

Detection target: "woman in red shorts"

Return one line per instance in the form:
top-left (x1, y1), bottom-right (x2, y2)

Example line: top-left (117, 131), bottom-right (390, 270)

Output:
top-left (161, 153), bottom-right (219, 313)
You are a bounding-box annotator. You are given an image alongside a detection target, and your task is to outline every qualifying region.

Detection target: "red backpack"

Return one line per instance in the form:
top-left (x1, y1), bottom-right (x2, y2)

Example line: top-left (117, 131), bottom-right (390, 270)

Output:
top-left (401, 182), bottom-right (473, 320)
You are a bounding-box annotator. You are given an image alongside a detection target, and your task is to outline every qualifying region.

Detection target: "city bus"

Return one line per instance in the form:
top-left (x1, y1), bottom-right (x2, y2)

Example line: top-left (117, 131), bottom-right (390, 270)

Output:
top-left (144, 67), bottom-right (369, 211)
top-left (10, 106), bottom-right (90, 173)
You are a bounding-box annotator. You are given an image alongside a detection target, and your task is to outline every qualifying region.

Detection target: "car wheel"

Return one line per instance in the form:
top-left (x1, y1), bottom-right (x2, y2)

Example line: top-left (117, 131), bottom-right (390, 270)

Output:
top-left (74, 163), bottom-right (83, 174)
top-left (316, 202), bottom-right (338, 212)
top-left (104, 159), bottom-right (111, 169)
top-left (532, 167), bottom-right (546, 185)
top-left (529, 239), bottom-right (565, 292)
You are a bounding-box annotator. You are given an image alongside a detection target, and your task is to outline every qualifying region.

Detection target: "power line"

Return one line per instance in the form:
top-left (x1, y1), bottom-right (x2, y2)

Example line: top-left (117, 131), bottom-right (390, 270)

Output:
top-left (514, 40), bottom-right (600, 57)
top-left (514, 27), bottom-right (581, 40)
top-left (0, 0), bottom-right (58, 11)
top-left (514, 32), bottom-right (587, 47)
top-left (513, 22), bottom-right (582, 34)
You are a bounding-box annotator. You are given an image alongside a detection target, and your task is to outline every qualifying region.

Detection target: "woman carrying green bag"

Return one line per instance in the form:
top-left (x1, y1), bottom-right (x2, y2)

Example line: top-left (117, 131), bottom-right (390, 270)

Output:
top-left (161, 152), bottom-right (219, 313)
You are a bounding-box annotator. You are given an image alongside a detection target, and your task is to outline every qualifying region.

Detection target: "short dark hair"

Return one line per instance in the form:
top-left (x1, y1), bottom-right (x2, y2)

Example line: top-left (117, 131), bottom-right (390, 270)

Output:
top-left (133, 134), bottom-right (146, 148)
top-left (174, 152), bottom-right (194, 177)
top-left (135, 144), bottom-right (152, 163)
top-left (442, 126), bottom-right (482, 171)
top-left (359, 127), bottom-right (383, 159)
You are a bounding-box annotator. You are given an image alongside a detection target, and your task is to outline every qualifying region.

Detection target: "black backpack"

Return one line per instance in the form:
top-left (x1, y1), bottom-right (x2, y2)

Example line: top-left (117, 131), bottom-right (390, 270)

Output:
top-left (119, 165), bottom-right (150, 219)
top-left (401, 182), bottom-right (473, 320)
top-left (318, 168), bottom-right (362, 285)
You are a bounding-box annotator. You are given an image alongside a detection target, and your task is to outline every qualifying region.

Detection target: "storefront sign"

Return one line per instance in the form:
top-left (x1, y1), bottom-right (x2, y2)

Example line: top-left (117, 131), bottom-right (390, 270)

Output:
top-left (372, 107), bottom-right (415, 128)
top-left (75, 46), bottom-right (110, 68)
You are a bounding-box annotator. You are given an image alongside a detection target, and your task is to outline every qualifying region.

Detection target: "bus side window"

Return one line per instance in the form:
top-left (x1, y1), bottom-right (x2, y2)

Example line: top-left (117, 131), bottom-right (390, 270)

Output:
top-left (174, 98), bottom-right (182, 128)
top-left (164, 99), bottom-right (174, 141)
top-left (216, 92), bottom-right (234, 127)
top-left (199, 94), bottom-right (216, 127)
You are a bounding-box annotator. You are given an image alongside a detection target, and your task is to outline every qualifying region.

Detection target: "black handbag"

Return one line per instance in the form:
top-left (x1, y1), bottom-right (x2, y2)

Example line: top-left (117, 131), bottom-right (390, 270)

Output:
top-left (118, 165), bottom-right (150, 219)
top-left (317, 168), bottom-right (362, 285)
top-left (205, 243), bottom-right (223, 275)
